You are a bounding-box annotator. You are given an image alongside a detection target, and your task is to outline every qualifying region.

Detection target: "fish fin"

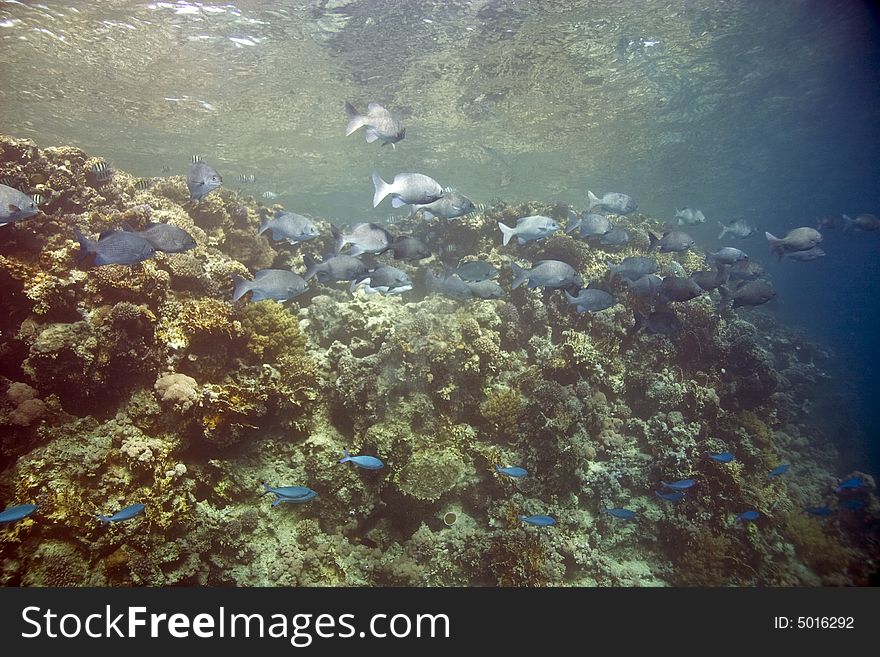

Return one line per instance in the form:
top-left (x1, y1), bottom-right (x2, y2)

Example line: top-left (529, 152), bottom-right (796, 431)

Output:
top-left (96, 515), bottom-right (111, 524)
top-left (231, 274), bottom-right (251, 302)
top-left (350, 245), bottom-right (364, 257)
top-left (330, 224), bottom-right (344, 254)
top-left (303, 255), bottom-right (318, 281)
top-left (364, 127), bottom-right (380, 143)
top-left (271, 498), bottom-right (285, 508)
top-left (764, 231), bottom-right (780, 244)
top-left (258, 217), bottom-right (271, 235)
top-left (339, 449), bottom-right (351, 464)
top-left (390, 196), bottom-right (406, 208)
top-left (344, 102), bottom-right (365, 136)
top-left (648, 231), bottom-right (660, 251)
top-left (72, 227), bottom-right (94, 264)
top-left (371, 171), bottom-right (391, 208)
top-left (587, 190), bottom-right (600, 210)
top-left (842, 214), bottom-right (853, 231)
top-left (498, 221), bottom-right (515, 246)
top-left (510, 262), bottom-right (527, 289)
top-left (717, 221), bottom-right (728, 239)
top-left (564, 290), bottom-right (577, 304)
top-left (250, 290), bottom-right (267, 302)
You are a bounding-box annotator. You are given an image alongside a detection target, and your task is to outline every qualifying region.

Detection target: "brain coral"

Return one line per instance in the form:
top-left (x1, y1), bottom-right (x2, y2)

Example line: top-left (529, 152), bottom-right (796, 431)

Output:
top-left (395, 447), bottom-right (475, 502)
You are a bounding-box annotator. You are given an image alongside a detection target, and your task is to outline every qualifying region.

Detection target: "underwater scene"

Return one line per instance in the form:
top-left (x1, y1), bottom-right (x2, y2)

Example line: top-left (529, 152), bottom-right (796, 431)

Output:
top-left (1, 1), bottom-right (879, 587)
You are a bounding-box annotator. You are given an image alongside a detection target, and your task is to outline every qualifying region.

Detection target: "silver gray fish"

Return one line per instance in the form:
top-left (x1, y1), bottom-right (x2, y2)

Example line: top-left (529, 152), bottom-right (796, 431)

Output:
top-left (564, 289), bottom-right (615, 314)
top-left (351, 265), bottom-right (412, 295)
top-left (411, 191), bottom-right (475, 220)
top-left (566, 210), bottom-right (612, 237)
top-left (372, 171), bottom-right (443, 208)
top-left (718, 219), bottom-right (756, 239)
top-left (660, 275), bottom-right (704, 302)
top-left (784, 246), bottom-right (825, 261)
top-left (674, 207), bottom-right (706, 225)
top-left (631, 310), bottom-right (682, 336)
top-left (232, 269), bottom-right (307, 302)
top-left (707, 247), bottom-right (749, 265)
top-left (455, 260), bottom-right (498, 282)
top-left (303, 254), bottom-right (367, 283)
top-left (765, 227), bottom-right (822, 259)
top-left (259, 210), bottom-right (320, 245)
top-left (332, 222), bottom-right (392, 256)
top-left (510, 260), bottom-right (582, 290)
top-left (843, 213), bottom-right (880, 231)
top-left (0, 184), bottom-right (40, 226)
top-left (498, 215), bottom-right (561, 246)
top-left (425, 270), bottom-right (473, 300)
top-left (599, 225), bottom-right (630, 246)
top-left (649, 230), bottom-right (695, 253)
top-left (466, 279), bottom-right (504, 299)
top-left (587, 190), bottom-right (637, 214)
top-left (73, 228), bottom-right (155, 266)
top-left (727, 259), bottom-right (766, 281)
top-left (627, 274), bottom-right (662, 297)
top-left (385, 235), bottom-right (430, 260)
top-left (122, 222), bottom-right (196, 253)
top-left (722, 279), bottom-right (776, 308)
top-left (607, 256), bottom-right (658, 280)
top-left (690, 267), bottom-right (729, 291)
top-left (344, 102), bottom-right (405, 148)
top-left (187, 161), bottom-right (222, 202)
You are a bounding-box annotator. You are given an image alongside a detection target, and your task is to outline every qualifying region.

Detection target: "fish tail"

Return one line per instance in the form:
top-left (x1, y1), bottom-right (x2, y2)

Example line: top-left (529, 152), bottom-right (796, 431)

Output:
top-left (510, 262), bottom-right (528, 289)
top-left (498, 221), bottom-right (515, 246)
top-left (344, 102), bottom-right (365, 136)
top-left (628, 310), bottom-right (645, 336)
top-left (648, 231), bottom-right (660, 251)
top-left (717, 221), bottom-right (728, 239)
top-left (96, 515), bottom-right (111, 525)
top-left (231, 274), bottom-right (251, 302)
top-left (72, 227), bottom-right (94, 264)
top-left (330, 224), bottom-right (345, 254)
top-left (764, 231), bottom-right (781, 245)
top-left (339, 449), bottom-right (351, 464)
top-left (587, 190), bottom-right (601, 210)
top-left (371, 171), bottom-right (391, 208)
top-left (258, 215), bottom-right (271, 236)
top-left (303, 254), bottom-right (318, 282)
top-left (564, 290), bottom-right (577, 304)
top-left (842, 214), bottom-right (853, 231)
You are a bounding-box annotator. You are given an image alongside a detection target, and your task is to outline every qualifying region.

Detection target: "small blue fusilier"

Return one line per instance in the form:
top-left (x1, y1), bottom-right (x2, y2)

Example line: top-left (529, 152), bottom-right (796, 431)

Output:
top-left (0, 503), bottom-right (37, 525)
top-left (519, 514), bottom-right (556, 527)
top-left (97, 503), bottom-right (145, 524)
top-left (339, 449), bottom-right (384, 470)
top-left (261, 484), bottom-right (318, 507)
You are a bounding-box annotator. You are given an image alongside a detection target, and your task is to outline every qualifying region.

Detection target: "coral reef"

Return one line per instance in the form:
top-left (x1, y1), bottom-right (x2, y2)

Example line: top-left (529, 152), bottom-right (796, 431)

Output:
top-left (0, 135), bottom-right (876, 587)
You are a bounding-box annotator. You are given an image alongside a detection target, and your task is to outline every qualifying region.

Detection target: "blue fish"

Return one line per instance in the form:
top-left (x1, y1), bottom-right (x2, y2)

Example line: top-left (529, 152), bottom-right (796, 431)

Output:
top-left (843, 499), bottom-right (866, 511)
top-left (97, 503), bottom-right (145, 524)
top-left (495, 465), bottom-right (527, 478)
top-left (736, 510), bottom-right (760, 522)
top-left (261, 484), bottom-right (315, 500)
top-left (768, 464), bottom-right (790, 479)
top-left (339, 449), bottom-right (384, 470)
top-left (73, 228), bottom-right (156, 266)
top-left (604, 508), bottom-right (636, 519)
top-left (0, 503), bottom-right (37, 525)
top-left (805, 506), bottom-right (834, 517)
top-left (835, 476), bottom-right (863, 493)
top-left (709, 452), bottom-right (735, 463)
top-left (655, 490), bottom-right (685, 503)
top-left (262, 484), bottom-right (318, 507)
top-left (661, 479), bottom-right (696, 490)
top-left (519, 514), bottom-right (556, 526)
